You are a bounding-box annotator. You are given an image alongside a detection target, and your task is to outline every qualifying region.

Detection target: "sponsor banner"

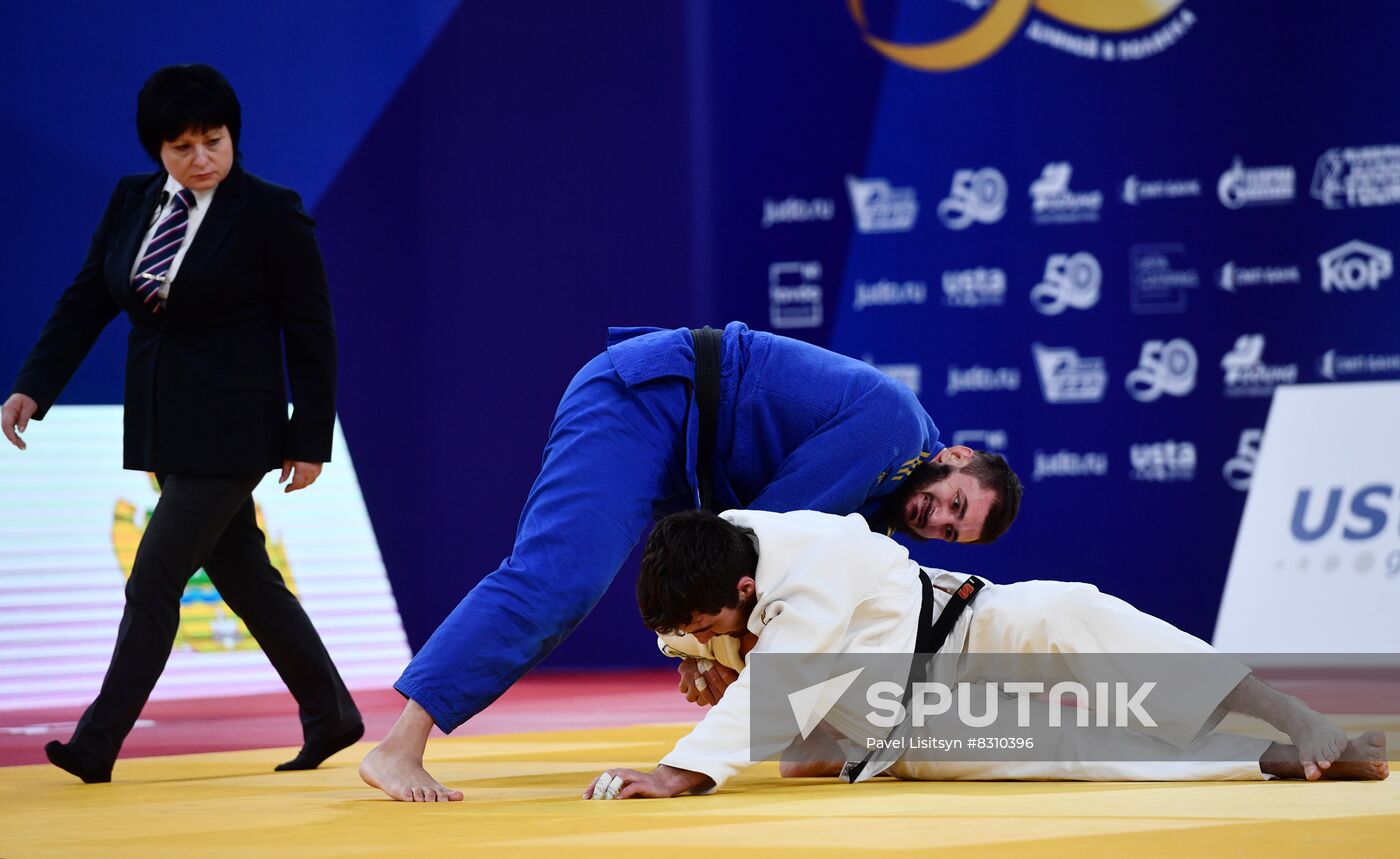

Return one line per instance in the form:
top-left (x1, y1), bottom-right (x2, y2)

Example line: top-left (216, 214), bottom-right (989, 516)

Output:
top-left (1318, 349), bottom-right (1400, 382)
top-left (951, 429), bottom-right (1009, 453)
top-left (1311, 145), bottom-right (1400, 209)
top-left (1121, 175), bottom-right (1202, 205)
top-left (1032, 343), bottom-right (1108, 404)
top-left (942, 267), bottom-right (1007, 308)
top-left (1031, 252), bottom-right (1101, 315)
top-left (761, 195), bottom-right (836, 228)
top-left (1220, 334), bottom-right (1298, 398)
top-left (1130, 440), bottom-right (1197, 482)
top-left (1217, 157), bottom-right (1295, 209)
top-left (1215, 382), bottom-right (1400, 651)
top-left (1218, 261), bottom-right (1302, 292)
top-left (1033, 449), bottom-right (1109, 480)
top-left (1126, 338), bottom-right (1198, 402)
top-left (751, 651), bottom-right (1262, 767)
top-left (946, 364), bottom-right (1020, 397)
top-left (854, 278), bottom-right (928, 311)
top-left (938, 167), bottom-right (1008, 229)
top-left (1129, 243), bottom-right (1199, 313)
top-left (769, 261), bottom-right (823, 329)
top-left (846, 175), bottom-right (919, 233)
top-left (1029, 163), bottom-right (1103, 225)
top-left (1223, 428), bottom-right (1264, 492)
top-left (1318, 240), bottom-right (1393, 292)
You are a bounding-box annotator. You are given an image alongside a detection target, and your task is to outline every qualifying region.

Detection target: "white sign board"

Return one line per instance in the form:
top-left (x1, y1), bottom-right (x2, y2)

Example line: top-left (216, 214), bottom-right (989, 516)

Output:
top-left (0, 407), bottom-right (411, 710)
top-left (1214, 382), bottom-right (1400, 652)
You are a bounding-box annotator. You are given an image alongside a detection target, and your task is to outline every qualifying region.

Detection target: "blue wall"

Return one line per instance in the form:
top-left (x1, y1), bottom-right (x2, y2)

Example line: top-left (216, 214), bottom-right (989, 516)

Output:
top-left (5, 1), bottom-right (1399, 669)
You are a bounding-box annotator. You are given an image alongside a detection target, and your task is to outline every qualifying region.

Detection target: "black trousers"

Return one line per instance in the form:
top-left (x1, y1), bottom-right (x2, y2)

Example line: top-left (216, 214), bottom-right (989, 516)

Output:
top-left (68, 473), bottom-right (359, 768)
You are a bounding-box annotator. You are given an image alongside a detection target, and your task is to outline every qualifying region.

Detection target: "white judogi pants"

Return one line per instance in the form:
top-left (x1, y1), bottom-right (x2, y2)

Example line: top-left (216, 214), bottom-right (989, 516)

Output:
top-left (889, 580), bottom-right (1269, 782)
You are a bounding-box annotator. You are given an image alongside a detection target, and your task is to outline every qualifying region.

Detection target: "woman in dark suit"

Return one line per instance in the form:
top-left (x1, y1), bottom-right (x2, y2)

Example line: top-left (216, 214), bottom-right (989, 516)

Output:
top-left (1, 64), bottom-right (362, 783)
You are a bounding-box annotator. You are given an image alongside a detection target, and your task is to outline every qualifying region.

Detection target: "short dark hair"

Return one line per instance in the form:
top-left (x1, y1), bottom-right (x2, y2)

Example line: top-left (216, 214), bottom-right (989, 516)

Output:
top-left (637, 510), bottom-right (758, 634)
top-left (136, 64), bottom-right (241, 164)
top-left (963, 450), bottom-right (1022, 544)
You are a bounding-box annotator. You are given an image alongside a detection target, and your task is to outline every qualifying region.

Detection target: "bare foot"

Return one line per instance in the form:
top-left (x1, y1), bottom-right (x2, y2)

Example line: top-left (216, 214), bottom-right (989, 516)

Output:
top-left (358, 698), bottom-right (463, 802)
top-left (1261, 731), bottom-right (1389, 781)
top-left (359, 743), bottom-right (464, 802)
top-left (1280, 708), bottom-right (1349, 780)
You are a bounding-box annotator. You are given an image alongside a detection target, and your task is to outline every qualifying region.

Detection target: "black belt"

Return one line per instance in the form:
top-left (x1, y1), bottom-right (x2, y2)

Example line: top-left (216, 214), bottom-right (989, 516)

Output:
top-left (842, 572), bottom-right (986, 783)
top-left (690, 326), bottom-right (722, 512)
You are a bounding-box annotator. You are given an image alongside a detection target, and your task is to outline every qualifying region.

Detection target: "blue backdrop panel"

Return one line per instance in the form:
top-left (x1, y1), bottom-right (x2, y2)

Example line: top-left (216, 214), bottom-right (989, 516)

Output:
top-left (313, 0), bottom-right (698, 664)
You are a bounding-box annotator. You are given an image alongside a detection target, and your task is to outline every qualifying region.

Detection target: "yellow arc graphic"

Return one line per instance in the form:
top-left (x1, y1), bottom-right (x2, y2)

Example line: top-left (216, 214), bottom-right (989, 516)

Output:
top-left (847, 0), bottom-right (1187, 72)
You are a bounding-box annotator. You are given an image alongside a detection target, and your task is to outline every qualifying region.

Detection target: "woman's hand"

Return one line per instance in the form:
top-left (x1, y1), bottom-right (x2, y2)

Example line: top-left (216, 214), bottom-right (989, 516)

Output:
top-left (1, 394), bottom-right (38, 451)
top-left (279, 460), bottom-right (323, 493)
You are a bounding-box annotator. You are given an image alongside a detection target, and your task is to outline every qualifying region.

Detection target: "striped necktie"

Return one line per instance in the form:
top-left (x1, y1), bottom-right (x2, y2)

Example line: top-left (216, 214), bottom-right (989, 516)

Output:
top-left (132, 188), bottom-right (196, 313)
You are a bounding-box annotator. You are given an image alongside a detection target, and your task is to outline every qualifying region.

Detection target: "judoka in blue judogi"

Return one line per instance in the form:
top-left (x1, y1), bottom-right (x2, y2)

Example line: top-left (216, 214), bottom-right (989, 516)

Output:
top-left (359, 322), bottom-right (1023, 802)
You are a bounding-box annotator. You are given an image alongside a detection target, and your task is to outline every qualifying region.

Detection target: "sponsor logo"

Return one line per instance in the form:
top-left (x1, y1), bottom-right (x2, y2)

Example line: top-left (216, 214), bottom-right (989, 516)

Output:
top-left (1033, 449), bottom-right (1109, 480)
top-left (1218, 261), bottom-right (1302, 292)
top-left (854, 278), bottom-right (928, 311)
top-left (951, 429), bottom-right (1009, 452)
top-left (1031, 343), bottom-right (1108, 404)
top-left (1121, 175), bottom-right (1201, 205)
top-left (1291, 484), bottom-right (1400, 542)
top-left (1317, 349), bottom-right (1400, 381)
top-left (1129, 243), bottom-right (1199, 313)
top-left (1031, 252), bottom-right (1101, 315)
top-left (946, 365), bottom-right (1021, 396)
top-left (762, 196), bottom-right (836, 228)
top-left (1311, 145), bottom-right (1400, 209)
top-left (1318, 240), bottom-right (1393, 292)
top-left (1130, 440), bottom-right (1197, 482)
top-left (938, 167), bottom-right (1008, 229)
top-left (942, 267), bottom-right (1007, 308)
top-left (1125, 338), bottom-right (1198, 402)
top-left (1217, 157), bottom-right (1295, 209)
top-left (768, 262), bottom-right (823, 329)
top-left (1220, 334), bottom-right (1297, 398)
top-left (1029, 163), bottom-right (1103, 224)
top-left (846, 176), bottom-right (919, 233)
top-left (847, 0), bottom-right (1196, 71)
top-left (1222, 429), bottom-right (1263, 492)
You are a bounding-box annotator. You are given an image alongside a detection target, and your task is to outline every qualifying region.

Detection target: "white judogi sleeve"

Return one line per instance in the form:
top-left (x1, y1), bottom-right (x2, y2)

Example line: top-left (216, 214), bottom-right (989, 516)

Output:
top-left (658, 510), bottom-right (920, 791)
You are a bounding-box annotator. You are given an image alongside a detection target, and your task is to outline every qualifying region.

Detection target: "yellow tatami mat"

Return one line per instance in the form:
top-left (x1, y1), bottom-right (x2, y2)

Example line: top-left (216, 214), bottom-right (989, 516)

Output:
top-left (2, 718), bottom-right (1397, 857)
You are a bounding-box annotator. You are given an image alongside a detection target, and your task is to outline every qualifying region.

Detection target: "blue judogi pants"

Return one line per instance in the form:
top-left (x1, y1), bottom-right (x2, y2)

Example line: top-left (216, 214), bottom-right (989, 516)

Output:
top-left (394, 353), bottom-right (691, 730)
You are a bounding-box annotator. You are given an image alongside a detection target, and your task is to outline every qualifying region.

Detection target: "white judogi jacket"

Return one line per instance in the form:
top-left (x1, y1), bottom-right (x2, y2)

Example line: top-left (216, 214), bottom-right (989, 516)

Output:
top-left (658, 509), bottom-right (973, 791)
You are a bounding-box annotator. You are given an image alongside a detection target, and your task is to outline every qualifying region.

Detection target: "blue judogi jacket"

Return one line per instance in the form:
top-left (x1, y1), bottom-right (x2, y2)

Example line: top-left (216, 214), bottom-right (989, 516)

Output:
top-left (398, 321), bottom-right (942, 730)
top-left (606, 322), bottom-right (942, 521)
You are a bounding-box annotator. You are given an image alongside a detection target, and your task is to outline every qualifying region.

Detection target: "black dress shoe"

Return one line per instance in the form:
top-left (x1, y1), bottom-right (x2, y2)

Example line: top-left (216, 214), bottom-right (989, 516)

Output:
top-left (274, 721), bottom-right (365, 771)
top-left (45, 741), bottom-right (112, 784)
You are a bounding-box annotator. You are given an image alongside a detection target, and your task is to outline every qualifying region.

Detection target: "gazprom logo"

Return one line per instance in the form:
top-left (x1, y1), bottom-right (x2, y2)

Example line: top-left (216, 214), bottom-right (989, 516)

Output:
top-left (1291, 485), bottom-right (1398, 541)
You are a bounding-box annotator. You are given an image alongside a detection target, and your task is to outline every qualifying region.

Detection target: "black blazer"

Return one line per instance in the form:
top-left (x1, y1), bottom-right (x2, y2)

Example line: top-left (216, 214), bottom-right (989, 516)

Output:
top-left (12, 164), bottom-right (336, 476)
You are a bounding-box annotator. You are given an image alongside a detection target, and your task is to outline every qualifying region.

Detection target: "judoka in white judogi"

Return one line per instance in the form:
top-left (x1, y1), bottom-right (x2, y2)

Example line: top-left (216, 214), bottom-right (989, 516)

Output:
top-left (651, 510), bottom-right (1266, 791)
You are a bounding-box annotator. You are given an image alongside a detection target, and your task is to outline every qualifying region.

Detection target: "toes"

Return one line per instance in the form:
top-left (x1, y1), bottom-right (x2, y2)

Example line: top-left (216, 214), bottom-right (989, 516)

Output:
top-left (1303, 761), bottom-right (1321, 781)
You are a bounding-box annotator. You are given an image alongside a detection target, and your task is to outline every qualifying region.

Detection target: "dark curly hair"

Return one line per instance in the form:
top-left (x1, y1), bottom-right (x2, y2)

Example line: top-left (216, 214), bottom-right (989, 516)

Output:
top-left (637, 510), bottom-right (758, 634)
